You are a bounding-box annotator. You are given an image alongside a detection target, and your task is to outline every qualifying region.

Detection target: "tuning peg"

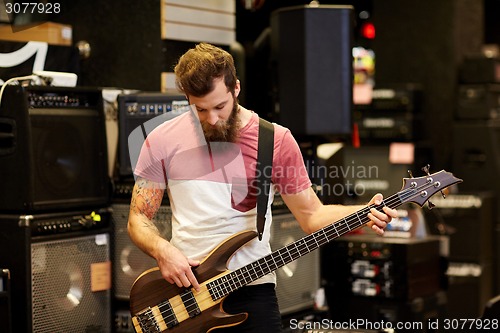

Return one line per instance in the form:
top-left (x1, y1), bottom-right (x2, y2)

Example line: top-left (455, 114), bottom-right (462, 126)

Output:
top-left (407, 170), bottom-right (414, 178)
top-left (421, 164), bottom-right (431, 176)
top-left (441, 191), bottom-right (446, 199)
top-left (428, 200), bottom-right (436, 210)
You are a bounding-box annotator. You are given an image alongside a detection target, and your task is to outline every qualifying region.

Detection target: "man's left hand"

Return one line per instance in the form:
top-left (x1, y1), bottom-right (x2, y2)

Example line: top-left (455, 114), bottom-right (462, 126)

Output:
top-left (367, 193), bottom-right (398, 235)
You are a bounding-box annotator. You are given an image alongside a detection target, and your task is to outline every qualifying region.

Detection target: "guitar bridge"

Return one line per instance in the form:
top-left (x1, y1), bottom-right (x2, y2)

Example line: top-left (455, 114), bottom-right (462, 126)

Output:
top-left (135, 308), bottom-right (161, 333)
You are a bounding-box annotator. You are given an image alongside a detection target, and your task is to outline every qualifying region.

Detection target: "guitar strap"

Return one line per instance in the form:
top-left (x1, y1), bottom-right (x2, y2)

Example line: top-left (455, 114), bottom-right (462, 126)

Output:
top-left (256, 117), bottom-right (274, 241)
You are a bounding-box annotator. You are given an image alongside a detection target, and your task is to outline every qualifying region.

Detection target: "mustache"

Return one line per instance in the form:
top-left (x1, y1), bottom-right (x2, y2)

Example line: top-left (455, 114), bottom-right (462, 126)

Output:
top-left (202, 103), bottom-right (240, 142)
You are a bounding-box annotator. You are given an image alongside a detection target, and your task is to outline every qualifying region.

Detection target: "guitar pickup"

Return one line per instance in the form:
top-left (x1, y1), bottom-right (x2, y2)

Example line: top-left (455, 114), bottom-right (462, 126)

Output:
top-left (180, 289), bottom-right (202, 318)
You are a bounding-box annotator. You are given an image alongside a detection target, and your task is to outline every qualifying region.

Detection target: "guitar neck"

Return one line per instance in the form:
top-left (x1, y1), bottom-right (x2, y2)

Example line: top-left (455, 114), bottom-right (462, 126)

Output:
top-left (207, 192), bottom-right (402, 300)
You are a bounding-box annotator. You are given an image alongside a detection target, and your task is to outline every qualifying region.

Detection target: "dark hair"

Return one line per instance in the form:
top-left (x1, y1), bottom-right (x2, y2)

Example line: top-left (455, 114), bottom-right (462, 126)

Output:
top-left (174, 43), bottom-right (237, 97)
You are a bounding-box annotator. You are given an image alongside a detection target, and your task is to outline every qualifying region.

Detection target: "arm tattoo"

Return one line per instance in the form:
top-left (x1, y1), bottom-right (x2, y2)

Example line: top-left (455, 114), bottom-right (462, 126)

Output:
top-left (130, 178), bottom-right (164, 230)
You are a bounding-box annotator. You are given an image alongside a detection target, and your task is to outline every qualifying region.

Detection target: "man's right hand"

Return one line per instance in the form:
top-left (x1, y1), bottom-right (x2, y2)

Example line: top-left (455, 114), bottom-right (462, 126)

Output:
top-left (156, 239), bottom-right (201, 291)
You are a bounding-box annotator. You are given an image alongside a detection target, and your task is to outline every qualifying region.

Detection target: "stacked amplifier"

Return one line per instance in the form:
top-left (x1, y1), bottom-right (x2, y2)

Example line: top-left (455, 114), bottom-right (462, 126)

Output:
top-left (425, 193), bottom-right (495, 319)
top-left (322, 234), bottom-right (444, 328)
top-left (353, 84), bottom-right (423, 144)
top-left (0, 85), bottom-right (112, 333)
top-left (112, 92), bottom-right (187, 332)
top-left (455, 54), bottom-right (500, 297)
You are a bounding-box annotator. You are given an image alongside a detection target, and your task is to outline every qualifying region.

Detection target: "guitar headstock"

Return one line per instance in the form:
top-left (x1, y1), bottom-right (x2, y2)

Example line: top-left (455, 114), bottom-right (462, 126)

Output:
top-left (400, 168), bottom-right (463, 207)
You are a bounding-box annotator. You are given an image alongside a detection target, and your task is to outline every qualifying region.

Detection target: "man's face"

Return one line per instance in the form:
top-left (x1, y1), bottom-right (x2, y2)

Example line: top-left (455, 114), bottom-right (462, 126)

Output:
top-left (190, 78), bottom-right (241, 142)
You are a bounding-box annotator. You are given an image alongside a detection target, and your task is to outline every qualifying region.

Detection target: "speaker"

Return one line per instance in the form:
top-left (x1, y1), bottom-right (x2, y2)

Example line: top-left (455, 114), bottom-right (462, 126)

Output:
top-left (112, 201), bottom-right (172, 299)
top-left (270, 213), bottom-right (320, 315)
top-left (270, 5), bottom-right (353, 136)
top-left (451, 121), bottom-right (500, 205)
top-left (445, 262), bottom-right (493, 319)
top-left (0, 85), bottom-right (109, 212)
top-left (0, 209), bottom-right (112, 333)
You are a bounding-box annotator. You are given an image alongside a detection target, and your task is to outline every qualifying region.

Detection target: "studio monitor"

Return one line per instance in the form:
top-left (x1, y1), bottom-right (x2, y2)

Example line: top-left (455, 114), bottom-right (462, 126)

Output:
top-left (0, 85), bottom-right (109, 212)
top-left (271, 5), bottom-right (354, 136)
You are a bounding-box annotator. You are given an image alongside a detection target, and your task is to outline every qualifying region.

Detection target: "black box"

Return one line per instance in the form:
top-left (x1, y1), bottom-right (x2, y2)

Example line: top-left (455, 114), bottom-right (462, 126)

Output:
top-left (0, 269), bottom-right (11, 333)
top-left (457, 84), bottom-right (500, 119)
top-left (460, 57), bottom-right (500, 84)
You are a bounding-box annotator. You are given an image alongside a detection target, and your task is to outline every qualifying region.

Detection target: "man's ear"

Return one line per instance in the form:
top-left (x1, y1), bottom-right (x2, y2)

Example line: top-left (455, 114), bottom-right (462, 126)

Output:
top-left (234, 80), bottom-right (241, 97)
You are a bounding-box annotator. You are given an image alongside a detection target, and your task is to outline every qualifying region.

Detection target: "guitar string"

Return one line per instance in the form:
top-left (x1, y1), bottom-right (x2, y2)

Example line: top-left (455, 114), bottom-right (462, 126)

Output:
top-left (151, 181), bottom-right (429, 326)
top-left (152, 181), bottom-right (430, 326)
top-left (146, 178), bottom-right (441, 327)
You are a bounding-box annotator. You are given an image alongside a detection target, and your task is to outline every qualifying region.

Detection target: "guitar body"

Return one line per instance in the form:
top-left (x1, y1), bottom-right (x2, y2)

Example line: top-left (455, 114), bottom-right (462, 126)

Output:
top-left (129, 230), bottom-right (258, 333)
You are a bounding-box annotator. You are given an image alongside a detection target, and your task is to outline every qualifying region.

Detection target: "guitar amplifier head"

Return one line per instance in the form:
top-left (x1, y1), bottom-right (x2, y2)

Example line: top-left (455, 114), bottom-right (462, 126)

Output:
top-left (112, 202), bottom-right (172, 299)
top-left (117, 91), bottom-right (188, 178)
top-left (270, 213), bottom-right (320, 315)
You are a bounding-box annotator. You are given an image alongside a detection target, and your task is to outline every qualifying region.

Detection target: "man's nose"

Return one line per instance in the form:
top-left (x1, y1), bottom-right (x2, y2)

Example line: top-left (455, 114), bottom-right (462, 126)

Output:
top-left (206, 110), bottom-right (219, 125)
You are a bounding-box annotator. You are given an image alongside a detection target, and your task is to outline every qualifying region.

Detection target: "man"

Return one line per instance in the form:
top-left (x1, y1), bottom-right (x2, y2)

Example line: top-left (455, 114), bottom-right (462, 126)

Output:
top-left (128, 43), bottom-right (397, 332)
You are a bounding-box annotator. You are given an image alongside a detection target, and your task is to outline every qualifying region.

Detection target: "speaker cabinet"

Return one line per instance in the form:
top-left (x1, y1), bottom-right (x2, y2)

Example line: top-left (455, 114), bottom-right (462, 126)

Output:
top-left (0, 210), bottom-right (112, 333)
top-left (0, 85), bottom-right (109, 212)
top-left (445, 262), bottom-right (493, 319)
top-left (452, 120), bottom-right (500, 194)
top-left (270, 213), bottom-right (320, 315)
top-left (271, 5), bottom-right (353, 136)
top-left (425, 193), bottom-right (495, 263)
top-left (112, 202), bottom-right (172, 300)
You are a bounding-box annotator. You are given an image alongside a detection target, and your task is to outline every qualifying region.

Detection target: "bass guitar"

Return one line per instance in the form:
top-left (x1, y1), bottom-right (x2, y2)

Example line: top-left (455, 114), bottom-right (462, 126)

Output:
top-left (129, 169), bottom-right (462, 333)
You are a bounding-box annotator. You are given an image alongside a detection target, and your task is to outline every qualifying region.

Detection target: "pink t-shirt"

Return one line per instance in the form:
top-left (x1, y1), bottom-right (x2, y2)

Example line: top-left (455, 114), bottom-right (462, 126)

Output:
top-left (134, 109), bottom-right (311, 285)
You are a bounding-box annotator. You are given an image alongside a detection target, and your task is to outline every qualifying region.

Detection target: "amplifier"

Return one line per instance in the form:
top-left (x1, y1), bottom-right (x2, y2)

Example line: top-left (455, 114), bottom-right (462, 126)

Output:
top-left (0, 269), bottom-right (11, 333)
top-left (327, 291), bottom-right (447, 332)
top-left (26, 207), bottom-right (111, 237)
top-left (322, 235), bottom-right (442, 301)
top-left (460, 57), bottom-right (500, 84)
top-left (117, 91), bottom-right (188, 178)
top-left (112, 202), bottom-right (172, 300)
top-left (0, 210), bottom-right (112, 333)
top-left (353, 84), bottom-right (423, 143)
top-left (0, 85), bottom-right (110, 212)
top-left (445, 262), bottom-right (493, 318)
top-left (456, 84), bottom-right (500, 119)
top-left (424, 192), bottom-right (494, 263)
top-left (270, 213), bottom-right (320, 315)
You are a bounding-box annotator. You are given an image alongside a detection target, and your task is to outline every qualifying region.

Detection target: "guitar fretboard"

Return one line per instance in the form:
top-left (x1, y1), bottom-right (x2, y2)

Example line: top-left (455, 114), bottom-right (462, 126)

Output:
top-left (207, 192), bottom-right (403, 300)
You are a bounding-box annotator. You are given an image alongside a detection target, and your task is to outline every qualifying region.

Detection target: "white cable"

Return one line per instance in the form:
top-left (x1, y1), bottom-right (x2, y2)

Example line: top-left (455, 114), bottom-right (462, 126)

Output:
top-left (0, 75), bottom-right (36, 111)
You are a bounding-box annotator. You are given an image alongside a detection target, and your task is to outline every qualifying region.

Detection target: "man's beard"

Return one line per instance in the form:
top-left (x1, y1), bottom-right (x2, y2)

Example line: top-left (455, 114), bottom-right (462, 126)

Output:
top-left (201, 100), bottom-right (241, 142)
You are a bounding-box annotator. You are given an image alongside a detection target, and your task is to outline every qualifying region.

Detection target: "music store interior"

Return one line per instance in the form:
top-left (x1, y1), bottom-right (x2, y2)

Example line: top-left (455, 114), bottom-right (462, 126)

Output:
top-left (1, 0), bottom-right (499, 332)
